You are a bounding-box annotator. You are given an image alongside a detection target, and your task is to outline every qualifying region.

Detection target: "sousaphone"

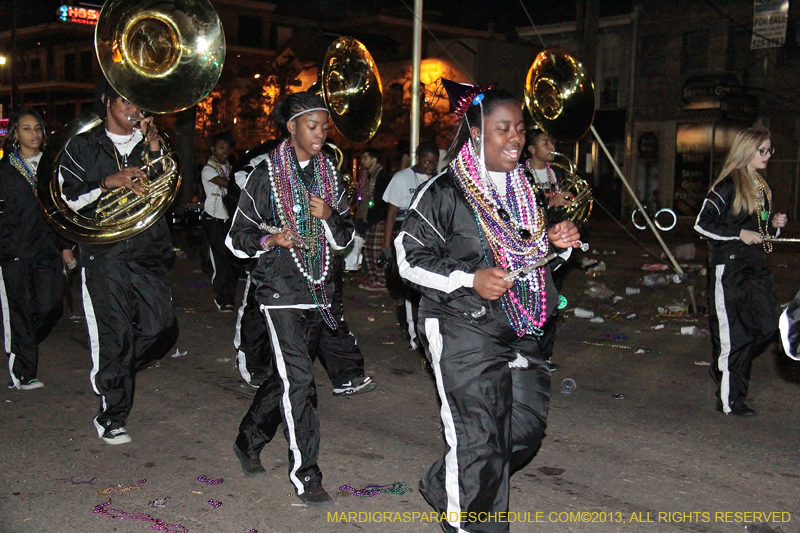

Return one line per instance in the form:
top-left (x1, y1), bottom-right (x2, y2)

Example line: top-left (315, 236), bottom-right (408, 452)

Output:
top-left (524, 47), bottom-right (595, 223)
top-left (38, 0), bottom-right (225, 243)
top-left (317, 37), bottom-right (383, 144)
top-left (313, 37), bottom-right (382, 202)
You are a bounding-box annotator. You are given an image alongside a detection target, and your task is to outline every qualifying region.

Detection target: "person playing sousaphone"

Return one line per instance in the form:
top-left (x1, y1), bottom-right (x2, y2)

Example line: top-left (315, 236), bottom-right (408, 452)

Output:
top-left (57, 77), bottom-right (179, 445)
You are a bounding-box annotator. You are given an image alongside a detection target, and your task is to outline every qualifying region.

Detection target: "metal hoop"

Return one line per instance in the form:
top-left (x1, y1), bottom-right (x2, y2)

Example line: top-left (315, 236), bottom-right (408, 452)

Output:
top-left (631, 208), bottom-right (677, 231)
top-left (654, 208), bottom-right (677, 231)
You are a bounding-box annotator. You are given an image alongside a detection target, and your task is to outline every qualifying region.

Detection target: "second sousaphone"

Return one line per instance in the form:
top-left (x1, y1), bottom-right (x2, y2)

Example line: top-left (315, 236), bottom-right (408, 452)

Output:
top-left (525, 47), bottom-right (595, 223)
top-left (320, 37), bottom-right (383, 144)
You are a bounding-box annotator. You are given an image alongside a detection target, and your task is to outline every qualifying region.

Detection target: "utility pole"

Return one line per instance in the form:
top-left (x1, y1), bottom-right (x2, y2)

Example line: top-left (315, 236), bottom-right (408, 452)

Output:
top-left (10, 0), bottom-right (19, 111)
top-left (409, 0), bottom-right (422, 166)
top-left (576, 0), bottom-right (599, 79)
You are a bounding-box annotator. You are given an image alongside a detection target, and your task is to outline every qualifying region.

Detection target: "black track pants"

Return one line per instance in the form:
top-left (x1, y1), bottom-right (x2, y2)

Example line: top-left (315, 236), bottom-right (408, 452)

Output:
top-left (1, 257), bottom-right (63, 386)
top-left (82, 260), bottom-right (178, 434)
top-left (708, 261), bottom-right (777, 412)
top-left (203, 216), bottom-right (238, 306)
top-left (236, 306), bottom-right (326, 495)
top-left (234, 272), bottom-right (272, 383)
top-left (234, 263), bottom-right (365, 387)
top-left (418, 316), bottom-right (550, 533)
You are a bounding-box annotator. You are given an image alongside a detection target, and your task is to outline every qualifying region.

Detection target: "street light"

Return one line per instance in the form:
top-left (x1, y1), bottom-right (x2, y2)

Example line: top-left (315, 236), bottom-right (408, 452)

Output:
top-left (0, 55), bottom-right (7, 120)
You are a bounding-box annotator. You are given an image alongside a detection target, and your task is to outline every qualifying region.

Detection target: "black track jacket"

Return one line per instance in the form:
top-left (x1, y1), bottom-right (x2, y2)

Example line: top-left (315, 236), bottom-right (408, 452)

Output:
top-left (58, 125), bottom-right (172, 264)
top-left (396, 168), bottom-right (568, 324)
top-left (226, 148), bottom-right (354, 307)
top-left (694, 176), bottom-right (778, 265)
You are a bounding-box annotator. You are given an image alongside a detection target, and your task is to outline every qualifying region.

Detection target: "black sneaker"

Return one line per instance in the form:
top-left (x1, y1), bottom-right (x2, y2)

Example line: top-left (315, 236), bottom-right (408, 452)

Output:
top-left (247, 372), bottom-right (267, 389)
top-left (729, 402), bottom-right (757, 416)
top-left (215, 299), bottom-right (235, 312)
top-left (232, 443), bottom-right (266, 477)
top-left (332, 376), bottom-right (377, 396)
top-left (545, 359), bottom-right (560, 372)
top-left (297, 484), bottom-right (334, 507)
top-left (102, 427), bottom-right (132, 445)
top-left (716, 401), bottom-right (757, 416)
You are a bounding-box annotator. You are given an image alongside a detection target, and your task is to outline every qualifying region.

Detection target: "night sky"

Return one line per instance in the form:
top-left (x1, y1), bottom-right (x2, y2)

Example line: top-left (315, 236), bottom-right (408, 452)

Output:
top-left (1, 0), bottom-right (633, 34)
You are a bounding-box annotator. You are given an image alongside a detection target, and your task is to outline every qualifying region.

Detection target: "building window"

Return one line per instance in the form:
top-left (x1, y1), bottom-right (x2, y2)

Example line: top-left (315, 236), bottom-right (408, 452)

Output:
top-left (80, 50), bottom-right (93, 81)
top-left (600, 42), bottom-right (621, 107)
top-left (601, 76), bottom-right (620, 107)
top-left (30, 57), bottom-right (42, 82)
top-left (269, 24), bottom-right (293, 49)
top-left (681, 30), bottom-right (709, 74)
top-left (65, 53), bottom-right (76, 81)
top-left (640, 35), bottom-right (667, 76)
top-left (238, 16), bottom-right (263, 48)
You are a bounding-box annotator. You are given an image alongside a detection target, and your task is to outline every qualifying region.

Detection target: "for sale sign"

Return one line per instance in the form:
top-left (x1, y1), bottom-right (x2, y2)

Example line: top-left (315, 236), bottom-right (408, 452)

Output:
top-left (750, 0), bottom-right (789, 49)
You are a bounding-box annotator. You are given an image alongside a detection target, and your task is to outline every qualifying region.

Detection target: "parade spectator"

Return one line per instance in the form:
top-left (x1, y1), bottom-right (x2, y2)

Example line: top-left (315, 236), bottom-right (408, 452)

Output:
top-left (381, 141), bottom-right (439, 350)
top-left (201, 131), bottom-right (238, 311)
top-left (357, 149), bottom-right (391, 291)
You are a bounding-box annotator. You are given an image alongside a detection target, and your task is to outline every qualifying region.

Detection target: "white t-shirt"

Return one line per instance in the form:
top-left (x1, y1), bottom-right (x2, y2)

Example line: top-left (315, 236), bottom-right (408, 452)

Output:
top-left (382, 167), bottom-right (430, 221)
top-left (201, 158), bottom-right (232, 220)
top-left (106, 130), bottom-right (144, 162)
top-left (24, 152), bottom-right (43, 172)
top-left (531, 167), bottom-right (555, 192)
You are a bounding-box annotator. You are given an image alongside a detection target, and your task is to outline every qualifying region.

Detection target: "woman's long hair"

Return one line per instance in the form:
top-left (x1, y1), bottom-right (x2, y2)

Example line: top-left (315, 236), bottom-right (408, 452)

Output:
top-left (444, 87), bottom-right (519, 165)
top-left (270, 91), bottom-right (327, 138)
top-left (710, 127), bottom-right (771, 215)
top-left (2, 108), bottom-right (48, 155)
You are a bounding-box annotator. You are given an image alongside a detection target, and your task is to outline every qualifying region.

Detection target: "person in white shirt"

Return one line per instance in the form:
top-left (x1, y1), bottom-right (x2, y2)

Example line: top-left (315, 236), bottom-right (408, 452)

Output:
top-left (201, 132), bottom-right (238, 311)
top-left (524, 128), bottom-right (573, 210)
top-left (381, 140), bottom-right (439, 350)
top-left (523, 128), bottom-right (575, 373)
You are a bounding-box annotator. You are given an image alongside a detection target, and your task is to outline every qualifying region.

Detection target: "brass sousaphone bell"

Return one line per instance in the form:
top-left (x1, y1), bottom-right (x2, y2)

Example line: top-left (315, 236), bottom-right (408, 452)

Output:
top-left (319, 37), bottom-right (383, 144)
top-left (38, 0), bottom-right (225, 244)
top-left (313, 37), bottom-right (382, 202)
top-left (524, 47), bottom-right (595, 223)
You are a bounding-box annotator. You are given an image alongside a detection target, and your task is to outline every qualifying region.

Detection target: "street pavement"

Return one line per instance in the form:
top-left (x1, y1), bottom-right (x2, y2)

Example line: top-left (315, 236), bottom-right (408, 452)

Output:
top-left (2, 219), bottom-right (799, 533)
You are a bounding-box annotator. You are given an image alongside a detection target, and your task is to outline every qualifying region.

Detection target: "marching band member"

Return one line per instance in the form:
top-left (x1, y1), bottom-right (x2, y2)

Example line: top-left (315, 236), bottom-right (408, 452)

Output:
top-left (396, 86), bottom-right (580, 532)
top-left (1, 108), bottom-right (71, 390)
top-left (227, 91), bottom-right (354, 506)
top-left (58, 78), bottom-right (178, 444)
top-left (695, 127), bottom-right (786, 416)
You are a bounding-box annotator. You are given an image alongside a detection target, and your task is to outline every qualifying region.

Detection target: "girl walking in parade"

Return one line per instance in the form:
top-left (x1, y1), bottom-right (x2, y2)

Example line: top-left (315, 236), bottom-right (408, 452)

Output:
top-left (1, 108), bottom-right (72, 390)
top-left (396, 86), bottom-right (581, 532)
top-left (227, 91), bottom-right (354, 506)
top-left (695, 127), bottom-right (787, 416)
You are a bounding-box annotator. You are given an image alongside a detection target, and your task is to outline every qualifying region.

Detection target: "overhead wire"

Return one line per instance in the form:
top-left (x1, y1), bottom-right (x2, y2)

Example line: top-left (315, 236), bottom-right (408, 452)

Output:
top-left (396, 0), bottom-right (476, 85)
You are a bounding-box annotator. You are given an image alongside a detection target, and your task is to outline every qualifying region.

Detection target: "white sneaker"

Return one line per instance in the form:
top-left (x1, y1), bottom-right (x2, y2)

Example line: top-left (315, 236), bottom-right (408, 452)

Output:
top-left (9, 378), bottom-right (45, 390)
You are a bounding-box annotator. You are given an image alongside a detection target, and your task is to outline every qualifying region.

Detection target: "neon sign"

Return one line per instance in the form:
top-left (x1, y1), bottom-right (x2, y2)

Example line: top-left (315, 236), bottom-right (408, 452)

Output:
top-left (58, 5), bottom-right (100, 25)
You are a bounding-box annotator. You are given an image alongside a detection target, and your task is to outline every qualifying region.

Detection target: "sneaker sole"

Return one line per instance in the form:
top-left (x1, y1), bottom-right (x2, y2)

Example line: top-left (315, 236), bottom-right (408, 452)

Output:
top-left (297, 493), bottom-right (335, 507)
top-left (102, 436), bottom-right (131, 445)
top-left (358, 285), bottom-right (386, 292)
top-left (19, 383), bottom-right (45, 390)
top-left (332, 380), bottom-right (378, 397)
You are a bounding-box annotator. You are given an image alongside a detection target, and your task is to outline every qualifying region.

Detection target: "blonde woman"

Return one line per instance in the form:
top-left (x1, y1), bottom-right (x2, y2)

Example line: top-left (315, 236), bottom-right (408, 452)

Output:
top-left (695, 127), bottom-right (787, 416)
